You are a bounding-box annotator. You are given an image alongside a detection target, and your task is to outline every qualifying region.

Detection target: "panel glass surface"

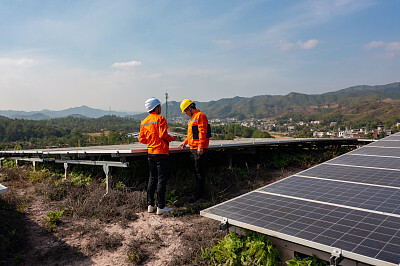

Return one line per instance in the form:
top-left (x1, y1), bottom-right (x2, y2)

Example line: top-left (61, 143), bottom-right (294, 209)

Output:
top-left (327, 154), bottom-right (400, 170)
top-left (369, 141), bottom-right (400, 148)
top-left (381, 135), bottom-right (400, 141)
top-left (260, 176), bottom-right (400, 214)
top-left (349, 146), bottom-right (400, 157)
top-left (300, 164), bottom-right (400, 188)
top-left (203, 192), bottom-right (400, 264)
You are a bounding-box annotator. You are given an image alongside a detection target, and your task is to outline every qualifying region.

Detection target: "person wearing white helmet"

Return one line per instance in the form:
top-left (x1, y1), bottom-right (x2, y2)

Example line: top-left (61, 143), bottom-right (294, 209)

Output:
top-left (139, 97), bottom-right (177, 215)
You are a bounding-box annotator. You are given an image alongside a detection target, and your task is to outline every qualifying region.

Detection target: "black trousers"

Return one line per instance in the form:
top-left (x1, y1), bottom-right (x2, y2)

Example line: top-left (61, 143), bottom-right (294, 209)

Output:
top-left (147, 154), bottom-right (169, 209)
top-left (190, 149), bottom-right (208, 198)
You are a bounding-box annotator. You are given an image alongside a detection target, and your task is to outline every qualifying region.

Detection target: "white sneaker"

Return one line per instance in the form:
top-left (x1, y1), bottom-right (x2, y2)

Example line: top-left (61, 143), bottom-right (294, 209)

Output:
top-left (148, 205), bottom-right (157, 213)
top-left (156, 206), bottom-right (173, 215)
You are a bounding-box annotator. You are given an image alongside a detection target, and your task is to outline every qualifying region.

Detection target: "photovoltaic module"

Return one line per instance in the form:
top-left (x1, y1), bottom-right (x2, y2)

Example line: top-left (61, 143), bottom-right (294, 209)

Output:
top-left (201, 132), bottom-right (400, 265)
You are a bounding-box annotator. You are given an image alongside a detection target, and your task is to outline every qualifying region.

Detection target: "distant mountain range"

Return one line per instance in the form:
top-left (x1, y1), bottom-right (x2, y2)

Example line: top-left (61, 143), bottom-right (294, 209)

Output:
top-left (0, 105), bottom-right (140, 120)
top-left (1, 82), bottom-right (399, 122)
top-left (134, 82), bottom-right (400, 122)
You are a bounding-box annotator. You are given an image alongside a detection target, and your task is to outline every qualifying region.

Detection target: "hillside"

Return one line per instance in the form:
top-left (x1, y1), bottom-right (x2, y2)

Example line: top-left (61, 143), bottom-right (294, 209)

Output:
top-left (1, 82), bottom-right (399, 123)
top-left (0, 106), bottom-right (139, 120)
top-left (135, 82), bottom-right (400, 123)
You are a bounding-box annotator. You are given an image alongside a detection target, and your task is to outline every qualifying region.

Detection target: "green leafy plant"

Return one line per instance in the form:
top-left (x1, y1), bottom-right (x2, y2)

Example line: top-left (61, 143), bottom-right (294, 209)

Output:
top-left (43, 210), bottom-right (64, 231)
top-left (70, 173), bottom-right (92, 186)
top-left (286, 255), bottom-right (328, 266)
top-left (166, 189), bottom-right (178, 206)
top-left (202, 231), bottom-right (279, 265)
top-left (28, 169), bottom-right (52, 183)
top-left (114, 181), bottom-right (126, 190)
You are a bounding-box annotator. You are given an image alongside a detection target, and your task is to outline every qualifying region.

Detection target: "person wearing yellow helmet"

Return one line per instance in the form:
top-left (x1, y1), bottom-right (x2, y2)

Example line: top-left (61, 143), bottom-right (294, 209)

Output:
top-left (179, 99), bottom-right (211, 203)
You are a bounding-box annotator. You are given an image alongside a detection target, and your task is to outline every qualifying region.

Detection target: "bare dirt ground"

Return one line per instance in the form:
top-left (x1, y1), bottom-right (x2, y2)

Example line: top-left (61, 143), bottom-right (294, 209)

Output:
top-left (9, 187), bottom-right (224, 265)
top-left (1, 167), bottom-right (302, 265)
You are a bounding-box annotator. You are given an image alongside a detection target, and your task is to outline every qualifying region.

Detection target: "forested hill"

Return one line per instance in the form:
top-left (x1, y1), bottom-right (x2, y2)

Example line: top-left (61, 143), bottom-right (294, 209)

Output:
top-left (138, 82), bottom-right (400, 121)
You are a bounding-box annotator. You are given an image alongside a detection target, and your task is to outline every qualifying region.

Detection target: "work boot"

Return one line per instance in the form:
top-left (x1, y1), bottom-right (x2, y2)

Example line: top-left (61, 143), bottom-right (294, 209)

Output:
top-left (148, 205), bottom-right (157, 213)
top-left (156, 206), bottom-right (173, 215)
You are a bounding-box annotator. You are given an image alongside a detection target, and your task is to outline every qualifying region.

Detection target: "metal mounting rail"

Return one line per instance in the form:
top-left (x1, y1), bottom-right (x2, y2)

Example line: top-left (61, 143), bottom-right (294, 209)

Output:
top-left (55, 159), bottom-right (129, 194)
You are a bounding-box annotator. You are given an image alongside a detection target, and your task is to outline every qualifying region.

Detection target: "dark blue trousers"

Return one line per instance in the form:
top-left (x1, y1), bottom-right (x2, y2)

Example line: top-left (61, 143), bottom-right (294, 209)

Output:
top-left (147, 154), bottom-right (169, 209)
top-left (190, 149), bottom-right (208, 199)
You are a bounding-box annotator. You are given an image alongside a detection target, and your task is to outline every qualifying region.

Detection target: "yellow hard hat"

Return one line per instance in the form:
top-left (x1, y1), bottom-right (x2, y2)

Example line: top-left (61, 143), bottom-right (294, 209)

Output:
top-left (180, 99), bottom-right (194, 113)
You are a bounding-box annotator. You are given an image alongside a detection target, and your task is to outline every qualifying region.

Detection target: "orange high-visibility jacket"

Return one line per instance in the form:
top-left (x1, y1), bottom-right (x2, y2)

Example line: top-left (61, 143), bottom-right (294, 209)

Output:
top-left (139, 112), bottom-right (174, 154)
top-left (183, 110), bottom-right (211, 149)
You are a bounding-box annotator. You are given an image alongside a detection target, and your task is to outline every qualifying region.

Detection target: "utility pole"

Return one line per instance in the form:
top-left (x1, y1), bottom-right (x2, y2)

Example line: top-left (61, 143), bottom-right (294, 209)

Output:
top-left (165, 92), bottom-right (168, 121)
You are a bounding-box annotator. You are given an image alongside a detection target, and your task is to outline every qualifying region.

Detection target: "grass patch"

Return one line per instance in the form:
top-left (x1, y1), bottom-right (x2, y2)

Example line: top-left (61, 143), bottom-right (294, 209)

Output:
top-left (43, 210), bottom-right (64, 232)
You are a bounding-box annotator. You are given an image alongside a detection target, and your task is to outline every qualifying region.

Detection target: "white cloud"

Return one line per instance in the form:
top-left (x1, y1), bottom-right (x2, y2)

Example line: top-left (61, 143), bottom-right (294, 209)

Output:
top-left (111, 61), bottom-right (142, 68)
top-left (0, 58), bottom-right (38, 67)
top-left (365, 41), bottom-right (400, 58)
top-left (365, 41), bottom-right (400, 51)
top-left (297, 39), bottom-right (319, 49)
top-left (277, 41), bottom-right (294, 51)
top-left (277, 39), bottom-right (319, 51)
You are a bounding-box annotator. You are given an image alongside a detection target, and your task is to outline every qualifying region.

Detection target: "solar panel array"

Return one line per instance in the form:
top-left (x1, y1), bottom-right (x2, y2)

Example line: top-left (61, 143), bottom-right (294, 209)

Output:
top-left (201, 132), bottom-right (400, 265)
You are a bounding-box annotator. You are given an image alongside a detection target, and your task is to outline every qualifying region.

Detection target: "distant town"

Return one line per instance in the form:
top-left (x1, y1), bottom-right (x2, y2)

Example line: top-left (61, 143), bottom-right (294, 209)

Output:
top-left (170, 116), bottom-right (399, 139)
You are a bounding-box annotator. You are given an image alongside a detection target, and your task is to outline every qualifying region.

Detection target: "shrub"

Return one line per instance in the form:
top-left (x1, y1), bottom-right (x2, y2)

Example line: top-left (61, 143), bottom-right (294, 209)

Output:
top-left (202, 230), bottom-right (280, 265)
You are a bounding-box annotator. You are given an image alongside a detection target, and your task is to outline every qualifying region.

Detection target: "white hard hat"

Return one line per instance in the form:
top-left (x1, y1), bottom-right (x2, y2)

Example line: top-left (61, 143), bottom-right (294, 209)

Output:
top-left (145, 97), bottom-right (161, 112)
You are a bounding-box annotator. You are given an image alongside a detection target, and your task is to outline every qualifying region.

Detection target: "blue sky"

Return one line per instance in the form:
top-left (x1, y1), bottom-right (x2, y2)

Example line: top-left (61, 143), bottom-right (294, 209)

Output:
top-left (0, 0), bottom-right (399, 112)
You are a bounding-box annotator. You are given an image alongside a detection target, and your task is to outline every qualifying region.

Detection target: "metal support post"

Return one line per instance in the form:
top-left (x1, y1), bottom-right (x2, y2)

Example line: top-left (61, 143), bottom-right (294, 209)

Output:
top-left (219, 218), bottom-right (229, 230)
top-left (330, 248), bottom-right (343, 266)
top-left (64, 163), bottom-right (68, 179)
top-left (103, 165), bottom-right (112, 194)
top-left (227, 153), bottom-right (232, 169)
top-left (33, 161), bottom-right (36, 172)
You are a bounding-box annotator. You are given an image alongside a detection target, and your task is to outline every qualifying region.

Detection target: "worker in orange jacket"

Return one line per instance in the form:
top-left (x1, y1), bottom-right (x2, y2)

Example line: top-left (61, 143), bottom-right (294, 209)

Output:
top-left (179, 99), bottom-right (211, 203)
top-left (139, 97), bottom-right (176, 215)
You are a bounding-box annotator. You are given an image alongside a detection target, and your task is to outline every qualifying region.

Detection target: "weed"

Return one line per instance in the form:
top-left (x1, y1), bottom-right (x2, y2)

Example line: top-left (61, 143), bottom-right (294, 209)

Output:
top-left (114, 181), bottom-right (126, 190)
top-left (286, 255), bottom-right (328, 266)
top-left (85, 231), bottom-right (123, 254)
top-left (126, 240), bottom-right (147, 264)
top-left (153, 233), bottom-right (161, 241)
top-left (28, 169), bottom-right (52, 183)
top-left (70, 173), bottom-right (92, 186)
top-left (202, 230), bottom-right (280, 265)
top-left (43, 210), bottom-right (64, 232)
top-left (13, 253), bottom-right (24, 263)
top-left (166, 189), bottom-right (178, 206)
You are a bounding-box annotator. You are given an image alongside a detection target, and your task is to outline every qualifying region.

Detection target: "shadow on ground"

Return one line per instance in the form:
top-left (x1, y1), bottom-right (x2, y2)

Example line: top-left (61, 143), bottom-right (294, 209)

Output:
top-left (0, 197), bottom-right (94, 266)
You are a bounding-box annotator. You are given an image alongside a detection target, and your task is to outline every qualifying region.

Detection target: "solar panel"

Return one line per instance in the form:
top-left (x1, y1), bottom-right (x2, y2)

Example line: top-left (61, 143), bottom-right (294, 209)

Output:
top-left (0, 183), bottom-right (7, 194)
top-left (328, 154), bottom-right (400, 170)
top-left (203, 192), bottom-right (400, 264)
top-left (381, 135), bottom-right (400, 141)
top-left (300, 164), bottom-right (400, 187)
top-left (261, 175), bottom-right (400, 214)
top-left (349, 146), bottom-right (400, 157)
top-left (369, 140), bottom-right (400, 147)
top-left (201, 132), bottom-right (400, 265)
